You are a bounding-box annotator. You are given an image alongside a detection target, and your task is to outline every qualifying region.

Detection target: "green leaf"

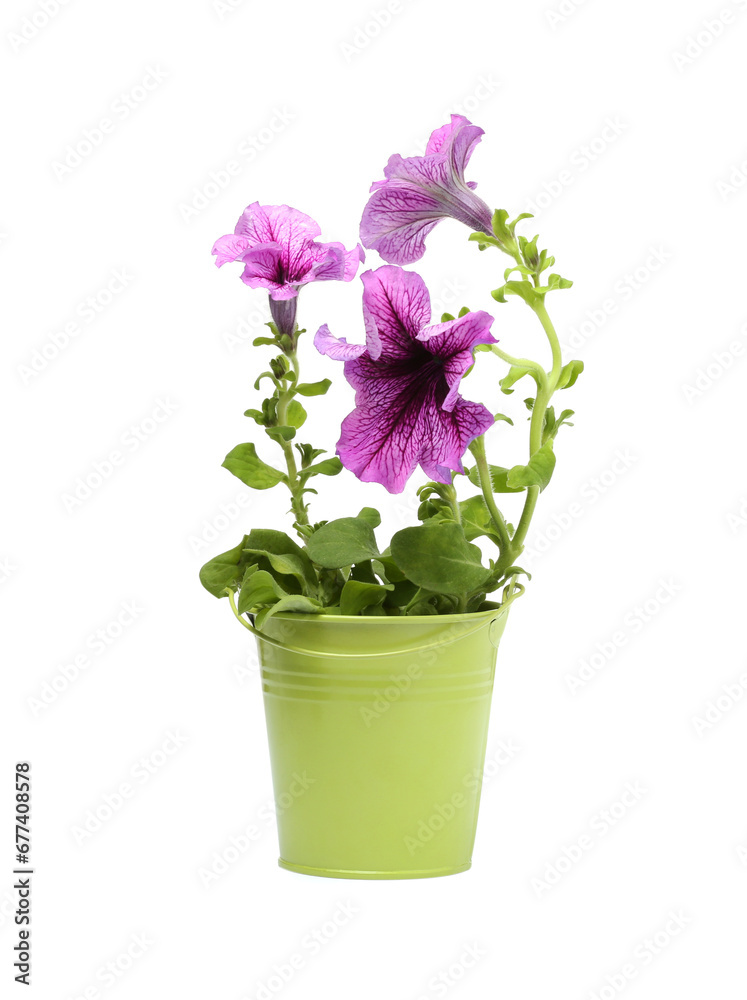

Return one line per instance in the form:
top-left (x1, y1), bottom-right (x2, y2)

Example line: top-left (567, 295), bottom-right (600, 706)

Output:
top-left (254, 595), bottom-right (323, 627)
top-left (458, 496), bottom-right (499, 542)
top-left (417, 499), bottom-right (438, 520)
top-left (252, 336), bottom-right (277, 347)
top-left (295, 443), bottom-right (326, 468)
top-left (265, 425), bottom-right (295, 444)
top-left (237, 568), bottom-right (286, 614)
top-left (383, 578), bottom-right (418, 608)
top-left (546, 273), bottom-right (573, 291)
top-left (243, 408), bottom-right (266, 423)
top-left (269, 355), bottom-right (291, 380)
top-left (357, 507), bottom-right (382, 528)
top-left (340, 580), bottom-right (393, 616)
top-left (494, 412), bottom-right (514, 425)
top-left (499, 365), bottom-right (534, 395)
top-left (504, 264), bottom-right (534, 280)
top-left (467, 232), bottom-right (499, 250)
top-left (301, 457), bottom-right (343, 479)
top-left (244, 529), bottom-right (316, 590)
top-left (556, 359), bottom-right (584, 390)
top-left (315, 566), bottom-right (344, 606)
top-left (510, 211), bottom-right (534, 228)
top-left (244, 550), bottom-right (314, 592)
top-left (372, 554), bottom-right (406, 583)
top-left (502, 564), bottom-right (532, 581)
top-left (467, 465), bottom-right (524, 494)
top-left (543, 407), bottom-right (575, 443)
top-left (492, 208), bottom-right (511, 238)
top-left (305, 517), bottom-right (380, 568)
top-left (457, 306), bottom-right (470, 317)
top-left (199, 537), bottom-right (248, 597)
top-left (440, 311), bottom-right (455, 322)
top-left (503, 280), bottom-right (542, 307)
top-left (506, 442), bottom-right (556, 491)
top-left (294, 379), bottom-right (332, 397)
top-left (390, 523), bottom-right (490, 594)
top-left (537, 251), bottom-right (555, 274)
top-left (349, 560), bottom-right (379, 584)
top-left (407, 597), bottom-right (440, 616)
top-left (245, 528), bottom-right (304, 557)
top-left (519, 235), bottom-right (539, 267)
top-left (222, 443), bottom-right (287, 490)
top-left (254, 371), bottom-right (279, 391)
top-left (286, 400), bottom-right (307, 428)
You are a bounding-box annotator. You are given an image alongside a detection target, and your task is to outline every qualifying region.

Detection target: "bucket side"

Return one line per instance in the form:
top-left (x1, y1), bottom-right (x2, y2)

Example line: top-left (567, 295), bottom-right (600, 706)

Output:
top-left (257, 612), bottom-right (506, 878)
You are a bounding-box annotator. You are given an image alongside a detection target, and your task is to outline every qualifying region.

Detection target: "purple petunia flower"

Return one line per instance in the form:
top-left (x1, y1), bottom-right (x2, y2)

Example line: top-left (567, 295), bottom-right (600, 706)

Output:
top-left (314, 265), bottom-right (497, 494)
top-left (359, 115), bottom-right (493, 266)
top-left (212, 203), bottom-right (364, 334)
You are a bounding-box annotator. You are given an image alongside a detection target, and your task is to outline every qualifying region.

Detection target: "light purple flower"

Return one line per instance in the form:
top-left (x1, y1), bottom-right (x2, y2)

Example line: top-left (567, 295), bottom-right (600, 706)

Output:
top-left (314, 265), bottom-right (497, 494)
top-left (359, 115), bottom-right (493, 265)
top-left (212, 202), bottom-right (364, 301)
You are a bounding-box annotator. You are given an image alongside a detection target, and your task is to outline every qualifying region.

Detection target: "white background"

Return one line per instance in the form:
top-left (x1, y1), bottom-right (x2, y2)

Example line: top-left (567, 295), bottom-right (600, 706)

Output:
top-left (2, 0), bottom-right (746, 997)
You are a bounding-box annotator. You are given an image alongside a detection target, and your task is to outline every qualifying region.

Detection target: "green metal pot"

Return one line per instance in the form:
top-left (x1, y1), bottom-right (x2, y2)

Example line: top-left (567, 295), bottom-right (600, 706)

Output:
top-left (253, 606), bottom-right (510, 879)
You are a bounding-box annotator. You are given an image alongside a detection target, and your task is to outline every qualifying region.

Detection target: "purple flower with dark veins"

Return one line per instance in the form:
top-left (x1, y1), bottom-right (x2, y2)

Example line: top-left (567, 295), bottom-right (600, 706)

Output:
top-left (314, 265), bottom-right (497, 494)
top-left (359, 115), bottom-right (493, 265)
top-left (212, 203), bottom-right (364, 335)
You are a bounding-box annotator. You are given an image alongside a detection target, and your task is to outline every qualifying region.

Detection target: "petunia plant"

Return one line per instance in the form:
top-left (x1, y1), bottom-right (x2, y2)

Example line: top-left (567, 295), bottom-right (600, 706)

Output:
top-left (200, 116), bottom-right (583, 625)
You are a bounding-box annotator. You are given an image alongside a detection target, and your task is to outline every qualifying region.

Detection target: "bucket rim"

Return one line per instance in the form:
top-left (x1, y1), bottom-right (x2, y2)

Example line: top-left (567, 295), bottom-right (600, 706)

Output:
top-left (261, 605), bottom-right (509, 626)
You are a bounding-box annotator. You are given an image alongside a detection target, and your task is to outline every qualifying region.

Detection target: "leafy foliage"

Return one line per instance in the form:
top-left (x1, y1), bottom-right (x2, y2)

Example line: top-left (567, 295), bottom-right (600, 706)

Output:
top-left (200, 199), bottom-right (581, 621)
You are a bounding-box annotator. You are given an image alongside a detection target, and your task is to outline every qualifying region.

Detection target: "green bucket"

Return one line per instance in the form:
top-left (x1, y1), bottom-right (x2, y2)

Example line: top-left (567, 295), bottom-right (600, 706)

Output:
top-left (253, 606), bottom-right (510, 880)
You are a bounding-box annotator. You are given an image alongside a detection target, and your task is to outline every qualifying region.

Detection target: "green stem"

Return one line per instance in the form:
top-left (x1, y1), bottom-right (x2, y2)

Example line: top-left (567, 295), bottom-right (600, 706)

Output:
top-left (468, 436), bottom-right (511, 555)
top-left (490, 345), bottom-right (547, 387)
top-left (226, 588), bottom-right (255, 632)
top-left (511, 299), bottom-right (563, 556)
top-left (275, 350), bottom-right (310, 536)
top-left (443, 485), bottom-right (462, 526)
top-left (511, 485), bottom-right (538, 554)
top-left (533, 300), bottom-right (563, 389)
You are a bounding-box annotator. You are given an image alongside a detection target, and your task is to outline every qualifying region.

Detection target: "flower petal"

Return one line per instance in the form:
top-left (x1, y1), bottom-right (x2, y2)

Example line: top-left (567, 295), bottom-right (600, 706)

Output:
top-left (334, 356), bottom-right (493, 494)
top-left (234, 203), bottom-right (321, 280)
top-left (359, 117), bottom-right (493, 264)
top-left (307, 242), bottom-right (365, 284)
top-left (419, 396), bottom-right (495, 483)
top-left (425, 114), bottom-right (472, 156)
top-left (360, 186), bottom-right (444, 264)
top-left (212, 234), bottom-right (251, 266)
top-left (334, 361), bottom-right (437, 493)
top-left (418, 311), bottom-right (496, 410)
top-left (345, 243), bottom-right (366, 280)
top-left (235, 202), bottom-right (320, 248)
top-left (360, 266), bottom-right (431, 360)
top-left (418, 310), bottom-right (497, 357)
top-left (442, 117), bottom-right (486, 178)
top-left (314, 324), bottom-right (367, 361)
top-left (237, 243), bottom-right (294, 298)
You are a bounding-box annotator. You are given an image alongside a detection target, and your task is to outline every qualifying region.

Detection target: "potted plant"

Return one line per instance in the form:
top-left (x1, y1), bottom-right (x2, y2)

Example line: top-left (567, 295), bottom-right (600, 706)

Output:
top-left (200, 116), bottom-right (582, 879)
